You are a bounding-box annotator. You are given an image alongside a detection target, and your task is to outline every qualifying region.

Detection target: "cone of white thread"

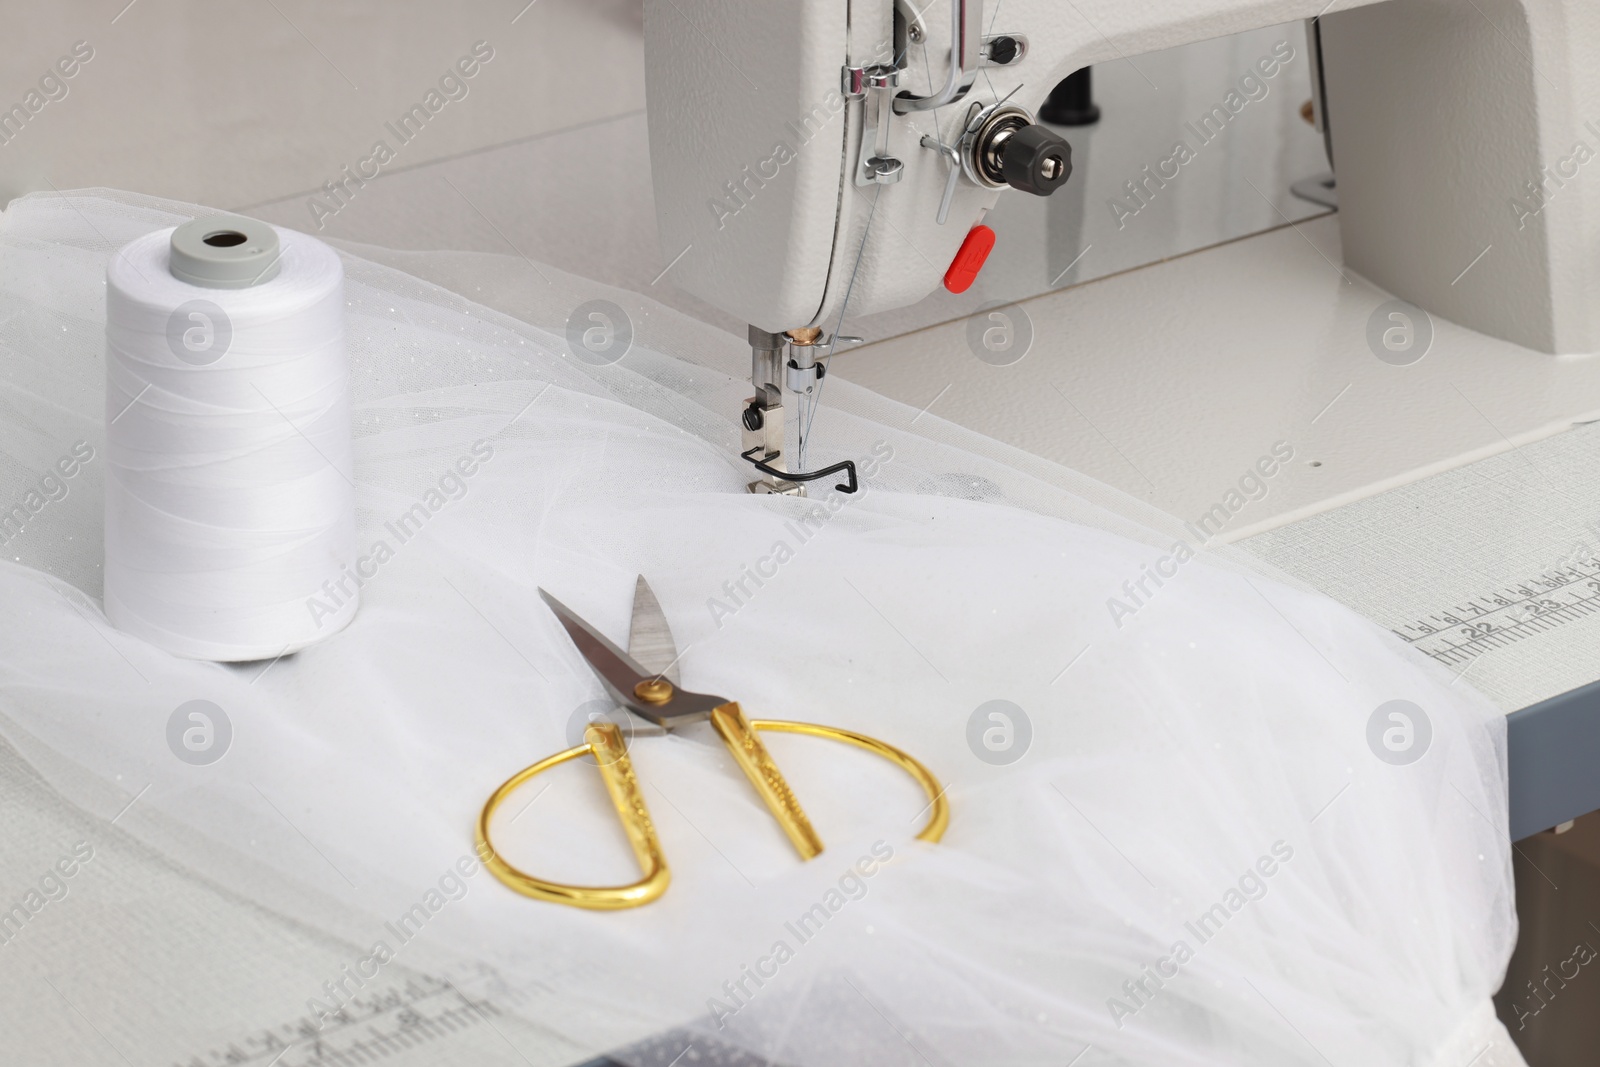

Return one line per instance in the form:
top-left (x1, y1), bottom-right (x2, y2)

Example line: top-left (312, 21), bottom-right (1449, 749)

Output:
top-left (103, 219), bottom-right (356, 660)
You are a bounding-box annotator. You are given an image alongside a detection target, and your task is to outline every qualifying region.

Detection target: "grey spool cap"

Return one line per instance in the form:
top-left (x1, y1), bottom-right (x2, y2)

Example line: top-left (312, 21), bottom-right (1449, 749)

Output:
top-left (169, 215), bottom-right (281, 288)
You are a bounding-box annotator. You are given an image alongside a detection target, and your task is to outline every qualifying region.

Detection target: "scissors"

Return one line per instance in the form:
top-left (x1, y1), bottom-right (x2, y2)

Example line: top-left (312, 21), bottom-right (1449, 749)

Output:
top-left (477, 576), bottom-right (949, 910)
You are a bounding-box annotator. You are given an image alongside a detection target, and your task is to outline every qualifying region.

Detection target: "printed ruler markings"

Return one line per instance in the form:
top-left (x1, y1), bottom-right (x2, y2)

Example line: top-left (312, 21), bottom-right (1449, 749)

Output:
top-left (180, 976), bottom-right (499, 1067)
top-left (1390, 557), bottom-right (1600, 667)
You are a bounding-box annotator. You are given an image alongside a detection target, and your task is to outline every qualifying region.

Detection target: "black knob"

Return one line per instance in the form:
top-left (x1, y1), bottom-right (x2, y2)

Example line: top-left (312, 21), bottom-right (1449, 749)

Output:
top-left (988, 36), bottom-right (1020, 65)
top-left (1039, 68), bottom-right (1101, 127)
top-left (742, 403), bottom-right (764, 432)
top-left (1001, 125), bottom-right (1073, 196)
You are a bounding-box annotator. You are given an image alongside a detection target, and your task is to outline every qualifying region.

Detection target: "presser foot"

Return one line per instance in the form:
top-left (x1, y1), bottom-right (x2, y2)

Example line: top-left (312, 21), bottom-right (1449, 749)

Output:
top-left (741, 392), bottom-right (805, 495)
top-left (748, 477), bottom-right (805, 497)
top-left (740, 327), bottom-right (859, 497)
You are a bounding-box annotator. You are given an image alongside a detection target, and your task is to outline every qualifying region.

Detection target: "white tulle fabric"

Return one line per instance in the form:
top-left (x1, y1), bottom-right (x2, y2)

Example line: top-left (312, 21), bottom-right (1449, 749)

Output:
top-left (0, 191), bottom-right (1523, 1066)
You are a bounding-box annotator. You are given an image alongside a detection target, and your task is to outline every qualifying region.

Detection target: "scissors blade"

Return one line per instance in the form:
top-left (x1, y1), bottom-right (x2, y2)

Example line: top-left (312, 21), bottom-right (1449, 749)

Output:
top-left (539, 588), bottom-right (725, 727)
top-left (628, 576), bottom-right (680, 685)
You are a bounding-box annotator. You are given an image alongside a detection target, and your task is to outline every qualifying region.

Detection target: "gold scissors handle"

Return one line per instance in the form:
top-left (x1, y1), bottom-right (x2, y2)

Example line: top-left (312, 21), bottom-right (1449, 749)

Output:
top-left (478, 709), bottom-right (949, 910)
top-left (711, 702), bottom-right (825, 858)
top-left (744, 713), bottom-right (951, 847)
top-left (477, 721), bottom-right (671, 910)
top-left (713, 702), bottom-right (951, 856)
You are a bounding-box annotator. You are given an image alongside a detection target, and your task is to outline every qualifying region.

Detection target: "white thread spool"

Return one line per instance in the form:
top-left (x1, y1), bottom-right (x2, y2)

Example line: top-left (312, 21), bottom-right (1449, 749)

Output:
top-left (104, 215), bottom-right (356, 660)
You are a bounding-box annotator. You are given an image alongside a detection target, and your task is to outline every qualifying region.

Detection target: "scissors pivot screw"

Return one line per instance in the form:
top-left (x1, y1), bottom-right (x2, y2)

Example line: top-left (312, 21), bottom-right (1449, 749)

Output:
top-left (634, 678), bottom-right (675, 705)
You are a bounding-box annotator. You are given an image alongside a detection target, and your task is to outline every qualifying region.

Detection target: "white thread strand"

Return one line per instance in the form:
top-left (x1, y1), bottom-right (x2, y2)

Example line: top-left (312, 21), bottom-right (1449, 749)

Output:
top-left (104, 226), bottom-right (355, 660)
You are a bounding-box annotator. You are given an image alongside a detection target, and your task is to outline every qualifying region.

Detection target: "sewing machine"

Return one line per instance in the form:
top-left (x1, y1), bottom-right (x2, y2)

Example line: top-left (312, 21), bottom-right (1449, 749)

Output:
top-left (643, 0), bottom-right (1600, 841)
top-left (646, 0), bottom-right (1595, 489)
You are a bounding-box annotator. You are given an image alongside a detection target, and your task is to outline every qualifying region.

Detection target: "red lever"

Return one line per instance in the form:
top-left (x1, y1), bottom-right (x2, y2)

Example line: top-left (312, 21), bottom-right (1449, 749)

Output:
top-left (943, 224), bottom-right (995, 294)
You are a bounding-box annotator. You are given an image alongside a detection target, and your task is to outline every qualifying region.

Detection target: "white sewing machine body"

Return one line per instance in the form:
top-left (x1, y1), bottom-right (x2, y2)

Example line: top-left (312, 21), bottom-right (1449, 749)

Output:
top-left (646, 0), bottom-right (1599, 355)
top-left (644, 0), bottom-right (1600, 839)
